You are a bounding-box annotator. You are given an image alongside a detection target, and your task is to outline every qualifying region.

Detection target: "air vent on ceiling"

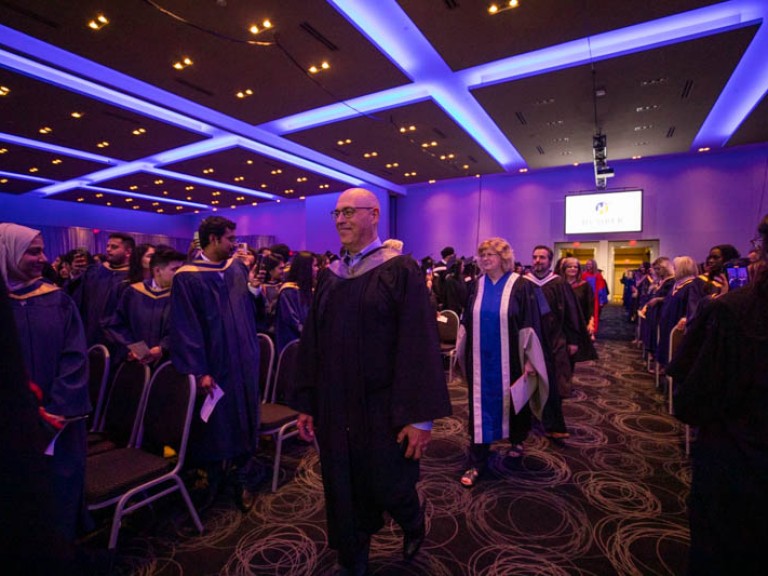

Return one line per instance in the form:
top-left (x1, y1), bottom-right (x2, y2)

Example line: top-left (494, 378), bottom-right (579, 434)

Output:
top-left (681, 80), bottom-right (694, 99)
top-left (102, 111), bottom-right (141, 125)
top-left (666, 126), bottom-right (676, 138)
top-left (175, 78), bottom-right (215, 97)
top-left (536, 145), bottom-right (545, 155)
top-left (2, 2), bottom-right (58, 28)
top-left (443, 0), bottom-right (460, 9)
top-left (300, 22), bottom-right (339, 51)
top-left (432, 128), bottom-right (447, 139)
top-left (515, 112), bottom-right (528, 125)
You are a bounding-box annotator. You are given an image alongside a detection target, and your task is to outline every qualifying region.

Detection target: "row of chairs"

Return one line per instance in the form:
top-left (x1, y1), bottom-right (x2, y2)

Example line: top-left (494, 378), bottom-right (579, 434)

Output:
top-left (83, 335), bottom-right (310, 549)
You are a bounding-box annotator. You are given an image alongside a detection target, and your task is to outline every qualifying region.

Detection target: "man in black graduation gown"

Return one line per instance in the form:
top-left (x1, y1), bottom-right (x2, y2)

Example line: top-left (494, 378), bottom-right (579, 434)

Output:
top-left (170, 217), bottom-right (261, 510)
top-left (525, 246), bottom-right (584, 436)
top-left (290, 188), bottom-right (451, 575)
top-left (70, 232), bottom-right (134, 347)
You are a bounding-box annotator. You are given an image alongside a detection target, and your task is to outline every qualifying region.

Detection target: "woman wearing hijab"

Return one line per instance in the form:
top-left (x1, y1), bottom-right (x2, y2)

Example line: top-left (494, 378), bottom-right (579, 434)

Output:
top-left (0, 223), bottom-right (90, 542)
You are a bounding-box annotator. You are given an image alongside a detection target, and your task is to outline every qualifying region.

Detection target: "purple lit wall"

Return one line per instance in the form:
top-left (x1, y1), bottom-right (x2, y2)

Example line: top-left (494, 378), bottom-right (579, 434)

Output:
top-left (396, 144), bottom-right (768, 261)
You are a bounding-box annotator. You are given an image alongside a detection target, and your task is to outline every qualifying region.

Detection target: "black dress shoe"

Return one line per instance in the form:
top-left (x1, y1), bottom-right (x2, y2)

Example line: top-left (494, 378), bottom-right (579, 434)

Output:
top-left (403, 514), bottom-right (426, 561)
top-left (336, 534), bottom-right (370, 576)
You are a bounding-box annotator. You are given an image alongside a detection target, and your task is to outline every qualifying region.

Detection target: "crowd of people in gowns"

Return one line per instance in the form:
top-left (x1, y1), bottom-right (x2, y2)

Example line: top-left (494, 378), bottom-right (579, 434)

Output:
top-left (2, 202), bottom-right (766, 575)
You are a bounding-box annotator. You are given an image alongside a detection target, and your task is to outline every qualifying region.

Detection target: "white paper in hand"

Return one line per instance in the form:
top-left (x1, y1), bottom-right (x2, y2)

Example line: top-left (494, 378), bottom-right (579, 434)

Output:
top-left (510, 374), bottom-right (536, 414)
top-left (127, 340), bottom-right (151, 359)
top-left (200, 385), bottom-right (225, 423)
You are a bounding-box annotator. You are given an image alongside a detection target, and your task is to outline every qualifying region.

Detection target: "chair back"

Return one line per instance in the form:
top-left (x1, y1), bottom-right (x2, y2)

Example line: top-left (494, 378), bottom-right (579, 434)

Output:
top-left (135, 361), bottom-right (196, 471)
top-left (87, 344), bottom-right (110, 431)
top-left (437, 309), bottom-right (460, 345)
top-left (258, 333), bottom-right (276, 403)
top-left (269, 339), bottom-right (300, 404)
top-left (669, 324), bottom-right (686, 362)
top-left (99, 361), bottom-right (151, 446)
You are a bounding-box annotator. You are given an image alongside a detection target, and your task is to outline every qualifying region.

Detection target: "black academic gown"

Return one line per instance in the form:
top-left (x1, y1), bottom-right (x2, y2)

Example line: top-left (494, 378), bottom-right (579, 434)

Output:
top-left (641, 277), bottom-right (674, 356)
top-left (170, 257), bottom-right (261, 464)
top-left (10, 279), bottom-right (90, 541)
top-left (70, 262), bottom-right (130, 347)
top-left (290, 248), bottom-right (451, 551)
top-left (667, 286), bottom-right (768, 575)
top-left (462, 273), bottom-right (550, 445)
top-left (656, 276), bottom-right (708, 366)
top-left (103, 280), bottom-right (171, 359)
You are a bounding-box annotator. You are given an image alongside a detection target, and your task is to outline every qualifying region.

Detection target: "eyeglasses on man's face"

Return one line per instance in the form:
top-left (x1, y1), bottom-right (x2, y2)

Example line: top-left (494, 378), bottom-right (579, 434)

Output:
top-left (330, 206), bottom-right (376, 219)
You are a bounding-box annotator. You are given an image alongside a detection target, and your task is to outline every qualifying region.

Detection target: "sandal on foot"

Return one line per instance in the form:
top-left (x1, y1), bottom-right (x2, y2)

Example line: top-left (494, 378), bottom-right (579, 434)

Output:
top-left (460, 467), bottom-right (480, 487)
top-left (508, 443), bottom-right (525, 458)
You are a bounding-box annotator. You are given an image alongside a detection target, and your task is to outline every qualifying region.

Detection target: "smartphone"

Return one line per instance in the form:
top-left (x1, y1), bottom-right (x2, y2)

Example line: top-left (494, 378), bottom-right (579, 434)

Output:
top-left (237, 242), bottom-right (248, 253)
top-left (726, 265), bottom-right (748, 290)
top-left (193, 231), bottom-right (201, 249)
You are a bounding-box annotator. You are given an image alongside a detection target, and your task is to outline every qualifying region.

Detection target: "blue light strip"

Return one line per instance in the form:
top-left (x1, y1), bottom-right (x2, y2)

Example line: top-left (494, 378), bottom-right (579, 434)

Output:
top-left (149, 167), bottom-right (280, 201)
top-left (0, 170), bottom-right (55, 184)
top-left (0, 25), bottom-right (404, 194)
top-left (0, 131), bottom-right (116, 164)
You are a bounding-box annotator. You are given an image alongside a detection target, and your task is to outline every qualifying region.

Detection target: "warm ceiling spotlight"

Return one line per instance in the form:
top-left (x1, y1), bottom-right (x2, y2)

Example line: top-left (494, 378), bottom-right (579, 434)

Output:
top-left (236, 89), bottom-right (254, 99)
top-left (211, 200), bottom-right (220, 205)
top-left (632, 155), bottom-right (643, 160)
top-left (154, 179), bottom-right (164, 185)
top-left (212, 191), bottom-right (221, 196)
top-left (152, 202), bottom-right (160, 206)
top-left (363, 152), bottom-right (378, 158)
top-left (173, 57), bottom-right (193, 70)
top-left (95, 193), bottom-right (103, 198)
top-left (488, 1), bottom-right (519, 15)
top-left (319, 184), bottom-right (330, 189)
top-left (698, 147), bottom-right (711, 152)
top-left (157, 209), bottom-right (164, 213)
top-left (51, 158), bottom-right (63, 165)
top-left (299, 196), bottom-right (306, 200)
top-left (185, 185), bottom-right (194, 190)
top-left (270, 169), bottom-right (283, 175)
top-left (176, 206), bottom-right (183, 210)
top-left (133, 205), bottom-right (140, 210)
top-left (0, 179), bottom-right (7, 184)
top-left (261, 184), bottom-right (268, 188)
top-left (129, 185), bottom-right (138, 190)
top-left (87, 14), bottom-right (109, 30)
top-left (251, 202), bottom-right (258, 206)
top-left (125, 198), bottom-right (133, 202)
top-left (284, 189), bottom-right (294, 194)
top-left (309, 61), bottom-right (330, 74)
top-left (203, 168), bottom-right (214, 174)
top-left (249, 20), bottom-right (273, 35)
top-left (404, 172), bottom-right (417, 177)
top-left (0, 86), bottom-right (10, 96)
top-left (0, 148), bottom-right (7, 154)
top-left (519, 168), bottom-right (528, 173)
top-left (236, 196), bottom-right (245, 201)
top-left (39, 126), bottom-right (53, 134)
top-left (297, 176), bottom-right (308, 182)
top-left (96, 141), bottom-right (109, 148)
top-left (573, 162), bottom-right (580, 166)
top-left (428, 180), bottom-right (436, 184)
top-left (385, 162), bottom-right (399, 169)
top-left (28, 167), bottom-right (38, 173)
top-left (132, 128), bottom-right (147, 135)
top-left (186, 196), bottom-right (192, 201)
top-left (246, 159), bottom-right (254, 164)
top-left (336, 138), bottom-right (352, 146)
top-left (70, 111), bottom-right (84, 119)
top-left (77, 197), bottom-right (85, 202)
top-left (462, 164), bottom-right (470, 169)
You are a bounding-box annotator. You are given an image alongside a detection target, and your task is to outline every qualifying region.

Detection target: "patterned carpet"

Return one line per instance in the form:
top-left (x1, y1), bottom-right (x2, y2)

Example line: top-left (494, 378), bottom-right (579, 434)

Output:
top-left (100, 305), bottom-right (691, 575)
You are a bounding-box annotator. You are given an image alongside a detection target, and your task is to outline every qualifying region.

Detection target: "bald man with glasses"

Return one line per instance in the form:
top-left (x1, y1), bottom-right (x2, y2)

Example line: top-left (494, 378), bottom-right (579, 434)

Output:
top-left (290, 188), bottom-right (451, 575)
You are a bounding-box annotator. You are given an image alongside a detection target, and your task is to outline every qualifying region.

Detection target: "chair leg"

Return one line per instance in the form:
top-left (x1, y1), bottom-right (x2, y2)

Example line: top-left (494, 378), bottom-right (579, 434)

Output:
top-left (272, 433), bottom-right (284, 492)
top-left (667, 375), bottom-right (673, 415)
top-left (685, 425), bottom-right (691, 456)
top-left (176, 476), bottom-right (204, 534)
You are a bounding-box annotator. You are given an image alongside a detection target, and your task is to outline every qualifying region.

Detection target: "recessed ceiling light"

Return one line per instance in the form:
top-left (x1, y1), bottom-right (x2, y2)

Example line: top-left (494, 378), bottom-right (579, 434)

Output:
top-left (39, 126), bottom-right (53, 134)
top-left (698, 147), bottom-right (711, 152)
top-left (29, 167), bottom-right (38, 173)
top-left (173, 57), bottom-right (193, 70)
top-left (51, 158), bottom-right (62, 164)
top-left (519, 168), bottom-right (528, 173)
top-left (87, 14), bottom-right (109, 31)
top-left (0, 86), bottom-right (10, 97)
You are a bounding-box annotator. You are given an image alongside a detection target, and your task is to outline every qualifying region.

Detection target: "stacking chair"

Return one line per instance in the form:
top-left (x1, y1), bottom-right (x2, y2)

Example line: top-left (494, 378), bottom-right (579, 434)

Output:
top-left (85, 361), bottom-right (203, 549)
top-left (87, 361), bottom-right (150, 457)
top-left (258, 339), bottom-right (303, 492)
top-left (437, 309), bottom-right (460, 381)
top-left (666, 324), bottom-right (690, 454)
top-left (87, 344), bottom-right (110, 432)
top-left (257, 333), bottom-right (276, 403)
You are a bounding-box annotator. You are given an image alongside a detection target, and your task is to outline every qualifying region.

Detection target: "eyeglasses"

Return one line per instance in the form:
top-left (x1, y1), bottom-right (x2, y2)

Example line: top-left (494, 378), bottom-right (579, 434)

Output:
top-left (330, 206), bottom-right (376, 219)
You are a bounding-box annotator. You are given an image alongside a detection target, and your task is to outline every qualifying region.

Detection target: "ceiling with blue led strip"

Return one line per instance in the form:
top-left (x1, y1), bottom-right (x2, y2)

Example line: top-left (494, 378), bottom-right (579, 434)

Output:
top-left (0, 0), bottom-right (766, 215)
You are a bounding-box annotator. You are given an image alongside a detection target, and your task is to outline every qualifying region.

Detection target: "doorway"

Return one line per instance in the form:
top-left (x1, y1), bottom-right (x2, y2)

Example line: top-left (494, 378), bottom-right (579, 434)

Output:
top-left (554, 240), bottom-right (660, 303)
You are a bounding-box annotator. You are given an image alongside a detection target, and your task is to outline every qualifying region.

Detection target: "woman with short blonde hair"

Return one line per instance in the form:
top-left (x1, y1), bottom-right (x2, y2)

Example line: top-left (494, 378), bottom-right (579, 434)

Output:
top-left (459, 237), bottom-right (549, 488)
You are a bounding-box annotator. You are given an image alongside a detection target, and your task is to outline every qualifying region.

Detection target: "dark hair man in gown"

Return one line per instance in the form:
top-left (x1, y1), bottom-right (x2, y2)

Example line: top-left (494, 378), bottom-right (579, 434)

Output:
top-left (290, 188), bottom-right (451, 575)
top-left (170, 216), bottom-right (261, 511)
top-left (668, 217), bottom-right (768, 575)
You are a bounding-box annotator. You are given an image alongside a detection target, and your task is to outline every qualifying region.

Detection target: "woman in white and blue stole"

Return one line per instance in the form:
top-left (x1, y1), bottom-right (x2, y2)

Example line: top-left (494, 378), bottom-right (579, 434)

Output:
top-left (459, 238), bottom-right (549, 487)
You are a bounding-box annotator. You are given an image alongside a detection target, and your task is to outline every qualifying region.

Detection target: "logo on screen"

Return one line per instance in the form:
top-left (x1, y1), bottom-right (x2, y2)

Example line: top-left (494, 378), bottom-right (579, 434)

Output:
top-left (595, 201), bottom-right (609, 215)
